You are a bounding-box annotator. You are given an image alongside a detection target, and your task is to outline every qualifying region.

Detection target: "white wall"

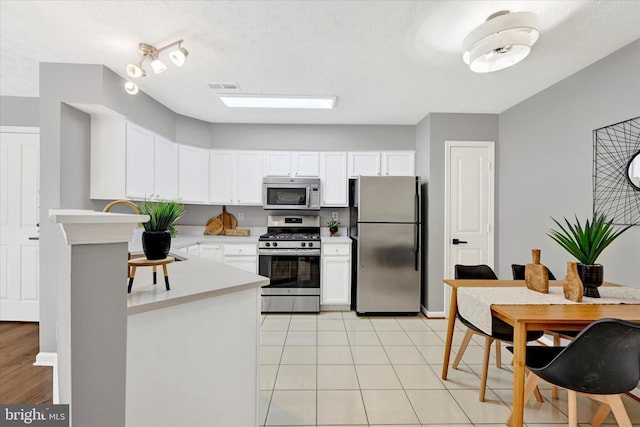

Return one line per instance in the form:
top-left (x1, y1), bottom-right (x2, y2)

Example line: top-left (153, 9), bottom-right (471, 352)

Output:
top-left (497, 40), bottom-right (640, 287)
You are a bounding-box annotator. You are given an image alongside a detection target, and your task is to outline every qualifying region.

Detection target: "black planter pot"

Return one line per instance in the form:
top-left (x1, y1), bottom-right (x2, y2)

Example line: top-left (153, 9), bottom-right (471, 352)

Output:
top-left (577, 263), bottom-right (604, 298)
top-left (142, 230), bottom-right (171, 260)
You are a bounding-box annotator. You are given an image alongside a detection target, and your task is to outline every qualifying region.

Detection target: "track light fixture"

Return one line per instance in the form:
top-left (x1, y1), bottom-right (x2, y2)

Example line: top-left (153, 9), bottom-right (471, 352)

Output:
top-left (124, 39), bottom-right (189, 94)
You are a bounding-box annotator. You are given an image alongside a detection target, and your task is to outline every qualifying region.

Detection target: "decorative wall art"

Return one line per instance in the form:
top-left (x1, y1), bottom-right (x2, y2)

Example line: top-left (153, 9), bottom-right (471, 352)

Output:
top-left (593, 116), bottom-right (640, 225)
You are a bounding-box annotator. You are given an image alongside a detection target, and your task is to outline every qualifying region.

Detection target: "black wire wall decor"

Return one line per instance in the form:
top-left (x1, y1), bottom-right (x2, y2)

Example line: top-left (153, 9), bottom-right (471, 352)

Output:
top-left (593, 116), bottom-right (640, 225)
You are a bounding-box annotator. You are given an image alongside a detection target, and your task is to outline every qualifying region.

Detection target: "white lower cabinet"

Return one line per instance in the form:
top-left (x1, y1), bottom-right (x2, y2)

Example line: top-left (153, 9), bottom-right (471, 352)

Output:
top-left (321, 242), bottom-right (351, 307)
top-left (223, 243), bottom-right (258, 273)
top-left (198, 243), bottom-right (222, 262)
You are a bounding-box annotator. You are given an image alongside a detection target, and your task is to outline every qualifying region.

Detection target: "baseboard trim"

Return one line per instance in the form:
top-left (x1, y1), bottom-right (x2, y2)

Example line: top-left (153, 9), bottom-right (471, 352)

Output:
top-left (35, 352), bottom-right (58, 404)
top-left (34, 352), bottom-right (56, 366)
top-left (421, 305), bottom-right (445, 319)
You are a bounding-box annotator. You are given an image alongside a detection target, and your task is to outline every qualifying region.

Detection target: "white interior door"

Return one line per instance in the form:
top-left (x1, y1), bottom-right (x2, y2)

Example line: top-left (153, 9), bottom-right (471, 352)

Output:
top-left (444, 141), bottom-right (494, 317)
top-left (0, 127), bottom-right (40, 321)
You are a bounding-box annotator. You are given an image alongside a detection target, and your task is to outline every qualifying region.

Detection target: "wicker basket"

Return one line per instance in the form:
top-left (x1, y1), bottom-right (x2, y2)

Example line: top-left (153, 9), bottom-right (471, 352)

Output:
top-left (223, 229), bottom-right (250, 237)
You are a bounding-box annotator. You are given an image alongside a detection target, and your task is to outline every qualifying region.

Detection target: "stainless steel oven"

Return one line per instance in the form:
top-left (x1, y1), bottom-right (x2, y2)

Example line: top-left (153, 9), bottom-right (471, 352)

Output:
top-left (263, 177), bottom-right (320, 210)
top-left (259, 215), bottom-right (321, 313)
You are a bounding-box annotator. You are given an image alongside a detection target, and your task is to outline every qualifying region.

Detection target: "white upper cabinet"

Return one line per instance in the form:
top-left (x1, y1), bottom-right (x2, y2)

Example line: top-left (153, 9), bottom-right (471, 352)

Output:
top-left (264, 151), bottom-right (320, 177)
top-left (263, 151), bottom-right (291, 176)
top-left (154, 135), bottom-right (179, 199)
top-left (209, 150), bottom-right (263, 205)
top-left (320, 152), bottom-right (348, 206)
top-left (209, 150), bottom-right (236, 205)
top-left (125, 122), bottom-right (155, 199)
top-left (178, 145), bottom-right (209, 203)
top-left (91, 116), bottom-right (173, 201)
top-left (291, 152), bottom-right (320, 177)
top-left (382, 151), bottom-right (415, 176)
top-left (348, 152), bottom-right (381, 177)
top-left (91, 115), bottom-right (126, 200)
top-left (348, 151), bottom-right (415, 178)
top-left (236, 151), bottom-right (264, 205)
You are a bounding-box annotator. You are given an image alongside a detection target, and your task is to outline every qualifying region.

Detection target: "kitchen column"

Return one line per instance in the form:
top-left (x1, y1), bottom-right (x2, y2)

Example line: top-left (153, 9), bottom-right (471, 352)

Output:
top-left (50, 210), bottom-right (148, 427)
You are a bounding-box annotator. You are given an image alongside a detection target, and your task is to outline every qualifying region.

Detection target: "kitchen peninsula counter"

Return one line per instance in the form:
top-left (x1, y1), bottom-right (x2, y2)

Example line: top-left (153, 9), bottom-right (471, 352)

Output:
top-left (125, 250), bottom-right (267, 426)
top-left (126, 251), bottom-right (268, 314)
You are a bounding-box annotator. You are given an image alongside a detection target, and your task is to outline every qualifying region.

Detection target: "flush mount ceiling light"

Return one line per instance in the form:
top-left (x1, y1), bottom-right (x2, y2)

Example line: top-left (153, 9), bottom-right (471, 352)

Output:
top-left (124, 39), bottom-right (189, 94)
top-left (462, 10), bottom-right (539, 73)
top-left (219, 94), bottom-right (336, 109)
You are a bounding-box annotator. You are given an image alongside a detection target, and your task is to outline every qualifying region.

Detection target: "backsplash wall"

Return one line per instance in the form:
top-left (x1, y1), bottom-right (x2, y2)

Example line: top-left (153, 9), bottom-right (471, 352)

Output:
top-left (179, 204), bottom-right (350, 229)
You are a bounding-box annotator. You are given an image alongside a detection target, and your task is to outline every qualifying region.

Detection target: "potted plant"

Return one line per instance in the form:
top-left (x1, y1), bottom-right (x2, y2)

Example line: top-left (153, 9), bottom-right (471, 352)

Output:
top-left (327, 219), bottom-right (341, 237)
top-left (137, 198), bottom-right (186, 260)
top-left (548, 212), bottom-right (632, 297)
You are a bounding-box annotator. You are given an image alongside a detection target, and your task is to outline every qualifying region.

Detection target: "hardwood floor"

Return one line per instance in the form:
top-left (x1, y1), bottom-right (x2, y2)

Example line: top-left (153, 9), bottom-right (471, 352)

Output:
top-left (0, 322), bottom-right (53, 404)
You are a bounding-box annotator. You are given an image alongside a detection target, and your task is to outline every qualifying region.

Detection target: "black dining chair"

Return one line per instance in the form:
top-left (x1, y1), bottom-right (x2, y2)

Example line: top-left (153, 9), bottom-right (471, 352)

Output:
top-left (506, 318), bottom-right (640, 427)
top-left (453, 264), bottom-right (545, 402)
top-left (511, 263), bottom-right (581, 399)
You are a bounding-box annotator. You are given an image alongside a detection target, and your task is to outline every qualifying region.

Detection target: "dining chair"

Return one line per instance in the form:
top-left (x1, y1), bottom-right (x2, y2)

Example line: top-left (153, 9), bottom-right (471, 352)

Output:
top-left (453, 264), bottom-right (545, 402)
top-left (506, 318), bottom-right (640, 427)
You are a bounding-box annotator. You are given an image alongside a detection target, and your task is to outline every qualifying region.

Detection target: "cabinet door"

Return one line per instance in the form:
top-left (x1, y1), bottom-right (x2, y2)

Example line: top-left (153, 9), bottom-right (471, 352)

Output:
top-left (209, 151), bottom-right (236, 204)
top-left (292, 152), bottom-right (320, 177)
top-left (198, 243), bottom-right (222, 262)
top-left (154, 135), bottom-right (178, 199)
top-left (320, 152), bottom-right (348, 206)
top-left (178, 145), bottom-right (209, 203)
top-left (126, 122), bottom-right (155, 199)
top-left (321, 256), bottom-right (351, 305)
top-left (348, 152), bottom-right (381, 178)
top-left (224, 256), bottom-right (258, 273)
top-left (90, 115), bottom-right (126, 200)
top-left (236, 151), bottom-right (263, 205)
top-left (382, 151), bottom-right (415, 176)
top-left (263, 152), bottom-right (291, 176)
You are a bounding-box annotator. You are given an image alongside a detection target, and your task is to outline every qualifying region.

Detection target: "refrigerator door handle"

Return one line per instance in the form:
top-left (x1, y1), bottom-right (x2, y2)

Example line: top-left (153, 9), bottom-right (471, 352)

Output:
top-left (414, 224), bottom-right (420, 271)
top-left (414, 181), bottom-right (420, 271)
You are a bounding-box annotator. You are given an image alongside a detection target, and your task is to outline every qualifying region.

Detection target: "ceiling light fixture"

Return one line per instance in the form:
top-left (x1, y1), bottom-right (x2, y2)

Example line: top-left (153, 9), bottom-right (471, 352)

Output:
top-left (462, 10), bottom-right (539, 73)
top-left (124, 81), bottom-right (139, 95)
top-left (219, 95), bottom-right (336, 109)
top-left (124, 39), bottom-right (188, 94)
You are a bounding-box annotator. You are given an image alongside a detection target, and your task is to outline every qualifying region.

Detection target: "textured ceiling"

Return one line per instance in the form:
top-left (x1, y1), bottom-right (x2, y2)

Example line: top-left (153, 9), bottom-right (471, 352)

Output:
top-left (1, 1), bottom-right (639, 125)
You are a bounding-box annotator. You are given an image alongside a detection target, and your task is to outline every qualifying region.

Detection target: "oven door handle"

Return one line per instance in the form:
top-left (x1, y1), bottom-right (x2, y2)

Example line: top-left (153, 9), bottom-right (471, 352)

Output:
top-left (259, 249), bottom-right (321, 256)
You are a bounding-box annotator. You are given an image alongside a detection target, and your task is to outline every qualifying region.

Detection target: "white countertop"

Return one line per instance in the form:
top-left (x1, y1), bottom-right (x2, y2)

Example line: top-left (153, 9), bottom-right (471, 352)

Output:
top-left (127, 253), bottom-right (269, 315)
top-left (126, 225), bottom-right (350, 314)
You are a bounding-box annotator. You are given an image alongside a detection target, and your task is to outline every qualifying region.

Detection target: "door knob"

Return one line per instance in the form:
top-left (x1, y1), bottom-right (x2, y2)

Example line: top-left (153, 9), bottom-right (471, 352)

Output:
top-left (452, 238), bottom-right (468, 245)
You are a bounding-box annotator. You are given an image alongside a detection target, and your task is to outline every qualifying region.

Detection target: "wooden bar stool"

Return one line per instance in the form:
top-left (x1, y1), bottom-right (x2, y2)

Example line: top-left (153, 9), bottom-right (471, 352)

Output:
top-left (128, 256), bottom-right (174, 293)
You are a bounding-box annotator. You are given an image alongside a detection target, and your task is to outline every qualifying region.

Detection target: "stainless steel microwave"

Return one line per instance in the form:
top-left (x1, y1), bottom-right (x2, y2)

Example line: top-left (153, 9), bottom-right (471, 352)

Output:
top-left (263, 177), bottom-right (320, 210)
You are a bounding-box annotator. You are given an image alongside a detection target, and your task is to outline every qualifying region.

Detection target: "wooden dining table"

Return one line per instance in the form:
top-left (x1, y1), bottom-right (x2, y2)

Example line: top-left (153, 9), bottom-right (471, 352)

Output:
top-left (441, 279), bottom-right (640, 427)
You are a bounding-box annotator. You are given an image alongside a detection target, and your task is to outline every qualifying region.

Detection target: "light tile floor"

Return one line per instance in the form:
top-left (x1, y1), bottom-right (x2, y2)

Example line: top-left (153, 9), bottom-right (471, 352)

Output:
top-left (259, 311), bottom-right (640, 426)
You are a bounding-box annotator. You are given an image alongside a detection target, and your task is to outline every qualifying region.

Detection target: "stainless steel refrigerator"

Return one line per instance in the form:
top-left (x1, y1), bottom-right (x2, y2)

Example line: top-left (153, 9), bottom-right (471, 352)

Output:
top-left (350, 176), bottom-right (421, 314)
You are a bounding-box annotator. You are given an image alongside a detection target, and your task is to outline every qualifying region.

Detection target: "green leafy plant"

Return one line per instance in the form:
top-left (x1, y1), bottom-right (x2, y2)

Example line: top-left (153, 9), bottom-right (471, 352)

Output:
top-left (548, 213), bottom-right (632, 265)
top-left (137, 198), bottom-right (186, 237)
top-left (327, 219), bottom-right (341, 228)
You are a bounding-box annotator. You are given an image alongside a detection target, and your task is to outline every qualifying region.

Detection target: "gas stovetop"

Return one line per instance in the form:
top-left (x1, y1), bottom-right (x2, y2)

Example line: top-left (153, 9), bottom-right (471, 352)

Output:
top-left (259, 232), bottom-right (321, 241)
top-left (259, 215), bottom-right (321, 250)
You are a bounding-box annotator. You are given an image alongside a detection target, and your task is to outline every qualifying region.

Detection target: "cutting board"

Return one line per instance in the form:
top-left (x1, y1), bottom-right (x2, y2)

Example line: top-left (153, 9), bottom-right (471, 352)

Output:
top-left (217, 206), bottom-right (237, 230)
top-left (204, 217), bottom-right (224, 235)
top-left (525, 248), bottom-right (549, 293)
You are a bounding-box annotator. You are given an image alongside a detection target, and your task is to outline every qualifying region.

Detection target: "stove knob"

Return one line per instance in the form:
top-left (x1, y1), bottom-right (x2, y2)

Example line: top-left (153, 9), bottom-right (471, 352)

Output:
top-left (273, 242), bottom-right (278, 247)
top-left (308, 242), bottom-right (313, 247)
top-left (265, 242), bottom-right (271, 247)
top-left (301, 242), bottom-right (306, 247)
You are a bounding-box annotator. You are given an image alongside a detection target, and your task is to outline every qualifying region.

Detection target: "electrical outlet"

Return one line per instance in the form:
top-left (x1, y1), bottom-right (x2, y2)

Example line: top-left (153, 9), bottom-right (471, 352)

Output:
top-left (332, 212), bottom-right (339, 220)
top-left (238, 212), bottom-right (244, 221)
